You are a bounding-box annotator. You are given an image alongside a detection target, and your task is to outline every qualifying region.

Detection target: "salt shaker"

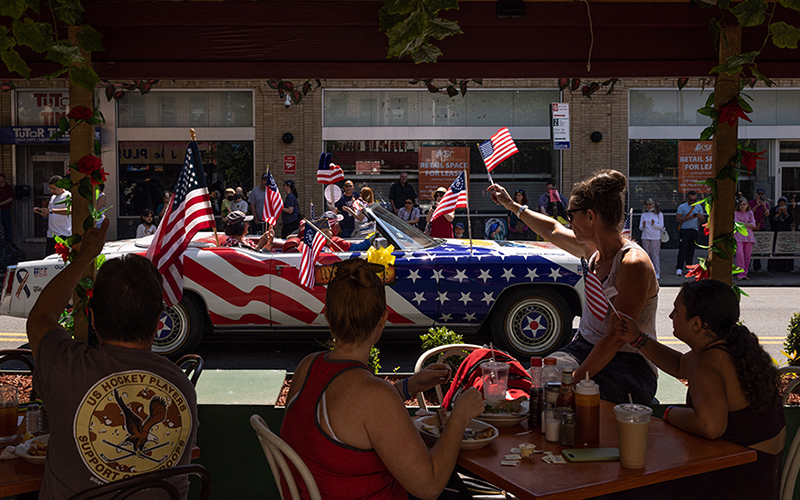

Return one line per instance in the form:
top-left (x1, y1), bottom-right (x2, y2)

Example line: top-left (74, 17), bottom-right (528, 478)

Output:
top-left (26, 404), bottom-right (40, 434)
top-left (39, 405), bottom-right (49, 433)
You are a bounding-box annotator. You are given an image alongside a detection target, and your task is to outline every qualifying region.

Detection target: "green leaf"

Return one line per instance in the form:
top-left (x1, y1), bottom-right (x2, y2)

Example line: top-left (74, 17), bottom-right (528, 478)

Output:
top-left (382, 0), bottom-right (415, 15)
top-left (718, 165), bottom-right (736, 180)
top-left (770, 22), bottom-right (800, 49)
top-left (12, 19), bottom-right (53, 53)
top-left (393, 36), bottom-right (424, 58)
top-left (730, 0), bottom-right (767, 27)
top-left (734, 221), bottom-right (749, 236)
top-left (719, 0), bottom-right (730, 9)
top-left (779, 0), bottom-right (800, 12)
top-left (426, 0), bottom-right (460, 12)
top-left (75, 24), bottom-right (103, 52)
top-left (65, 234), bottom-right (81, 247)
top-left (77, 277), bottom-right (92, 290)
top-left (749, 66), bottom-right (776, 87)
top-left (709, 17), bottom-right (721, 46)
top-left (23, 0), bottom-right (37, 14)
top-left (0, 34), bottom-right (15, 53)
top-left (1, 48), bottom-right (30, 78)
top-left (59, 115), bottom-right (69, 131)
top-left (83, 215), bottom-right (94, 231)
top-left (427, 17), bottom-right (462, 40)
top-left (705, 92), bottom-right (715, 107)
top-left (412, 42), bottom-right (442, 63)
top-left (52, 0), bottom-right (85, 25)
top-left (378, 8), bottom-right (407, 32)
top-left (69, 64), bottom-right (100, 92)
top-left (700, 126), bottom-right (715, 141)
top-left (40, 66), bottom-right (68, 80)
top-left (78, 180), bottom-right (93, 200)
top-left (697, 105), bottom-right (716, 116)
top-left (0, 0), bottom-right (29, 18)
top-left (95, 254), bottom-right (105, 270)
top-left (46, 43), bottom-right (83, 65)
top-left (54, 177), bottom-right (73, 189)
top-left (49, 130), bottom-right (65, 141)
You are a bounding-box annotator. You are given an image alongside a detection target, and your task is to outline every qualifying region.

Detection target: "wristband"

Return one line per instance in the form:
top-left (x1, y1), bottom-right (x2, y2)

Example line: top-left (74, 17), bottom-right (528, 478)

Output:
top-left (516, 204), bottom-right (528, 218)
top-left (630, 332), bottom-right (650, 350)
top-left (402, 377), bottom-right (412, 400)
top-left (663, 405), bottom-right (674, 423)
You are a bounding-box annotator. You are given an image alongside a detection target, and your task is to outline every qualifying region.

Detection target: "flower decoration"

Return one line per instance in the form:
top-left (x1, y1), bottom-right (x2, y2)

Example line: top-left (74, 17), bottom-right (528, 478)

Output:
top-left (685, 262), bottom-right (709, 281)
top-left (67, 106), bottom-right (94, 121)
top-left (76, 154), bottom-right (102, 175)
top-left (90, 168), bottom-right (109, 186)
top-left (740, 149), bottom-right (767, 172)
top-left (701, 223), bottom-right (709, 236)
top-left (718, 99), bottom-right (752, 127)
top-left (54, 242), bottom-right (71, 262)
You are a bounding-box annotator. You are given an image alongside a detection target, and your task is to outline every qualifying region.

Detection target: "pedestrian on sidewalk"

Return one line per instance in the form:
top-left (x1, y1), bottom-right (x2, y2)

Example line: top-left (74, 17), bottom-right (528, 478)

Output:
top-left (749, 188), bottom-right (770, 274)
top-left (734, 197), bottom-right (756, 281)
top-left (768, 196), bottom-right (794, 273)
top-left (639, 198), bottom-right (664, 280)
top-left (675, 190), bottom-right (705, 276)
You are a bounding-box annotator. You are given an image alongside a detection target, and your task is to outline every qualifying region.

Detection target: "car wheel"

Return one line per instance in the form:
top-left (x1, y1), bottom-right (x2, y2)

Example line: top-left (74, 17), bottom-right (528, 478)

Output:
top-left (153, 295), bottom-right (206, 360)
top-left (490, 288), bottom-right (573, 359)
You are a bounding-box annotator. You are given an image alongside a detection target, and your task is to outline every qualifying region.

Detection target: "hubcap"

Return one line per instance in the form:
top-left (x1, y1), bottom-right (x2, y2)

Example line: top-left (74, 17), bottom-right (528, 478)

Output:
top-left (505, 297), bottom-right (562, 355)
top-left (153, 303), bottom-right (187, 354)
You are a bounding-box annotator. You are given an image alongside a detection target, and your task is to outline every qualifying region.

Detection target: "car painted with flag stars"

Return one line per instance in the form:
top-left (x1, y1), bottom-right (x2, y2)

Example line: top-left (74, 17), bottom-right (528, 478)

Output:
top-left (1, 205), bottom-right (586, 360)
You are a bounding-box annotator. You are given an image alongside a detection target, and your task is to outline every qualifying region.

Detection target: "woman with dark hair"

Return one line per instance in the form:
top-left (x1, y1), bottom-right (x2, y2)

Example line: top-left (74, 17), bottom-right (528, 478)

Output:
top-left (488, 170), bottom-right (659, 404)
top-left (221, 210), bottom-right (273, 252)
top-left (281, 179), bottom-right (301, 238)
top-left (136, 208), bottom-right (157, 238)
top-left (507, 190), bottom-right (530, 240)
top-left (639, 197), bottom-right (664, 280)
top-left (614, 279), bottom-right (784, 500)
top-left (281, 258), bottom-right (483, 500)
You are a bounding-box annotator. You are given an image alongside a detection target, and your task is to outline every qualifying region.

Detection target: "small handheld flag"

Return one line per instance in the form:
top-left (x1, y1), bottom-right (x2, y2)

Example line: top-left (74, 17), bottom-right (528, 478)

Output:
top-left (262, 169), bottom-right (283, 227)
top-left (317, 153), bottom-right (344, 184)
top-left (478, 127), bottom-right (519, 185)
top-left (430, 171), bottom-right (468, 221)
top-left (621, 208), bottom-right (633, 240)
top-left (299, 222), bottom-right (327, 289)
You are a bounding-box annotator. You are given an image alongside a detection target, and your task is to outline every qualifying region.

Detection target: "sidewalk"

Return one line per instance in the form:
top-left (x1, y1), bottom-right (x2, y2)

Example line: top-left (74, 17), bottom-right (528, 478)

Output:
top-left (656, 248), bottom-right (799, 287)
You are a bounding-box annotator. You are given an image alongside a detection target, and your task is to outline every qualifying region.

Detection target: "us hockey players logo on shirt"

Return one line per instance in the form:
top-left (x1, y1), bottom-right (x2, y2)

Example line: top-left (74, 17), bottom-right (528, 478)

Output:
top-left (74, 370), bottom-right (192, 482)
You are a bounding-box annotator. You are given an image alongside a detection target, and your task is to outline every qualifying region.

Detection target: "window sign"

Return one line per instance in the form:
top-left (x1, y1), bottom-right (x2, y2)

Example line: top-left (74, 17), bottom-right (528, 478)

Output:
top-left (418, 146), bottom-right (469, 201)
top-left (551, 103), bottom-right (570, 150)
top-left (678, 140), bottom-right (713, 192)
top-left (17, 91), bottom-right (70, 126)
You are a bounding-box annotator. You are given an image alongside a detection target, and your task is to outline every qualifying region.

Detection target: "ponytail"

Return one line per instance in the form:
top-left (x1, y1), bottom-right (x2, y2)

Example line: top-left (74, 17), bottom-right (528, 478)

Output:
top-left (725, 324), bottom-right (780, 411)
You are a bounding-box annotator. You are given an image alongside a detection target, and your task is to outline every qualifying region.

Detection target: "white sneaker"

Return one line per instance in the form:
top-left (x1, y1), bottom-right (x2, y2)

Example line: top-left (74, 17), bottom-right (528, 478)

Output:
top-left (675, 269), bottom-right (682, 276)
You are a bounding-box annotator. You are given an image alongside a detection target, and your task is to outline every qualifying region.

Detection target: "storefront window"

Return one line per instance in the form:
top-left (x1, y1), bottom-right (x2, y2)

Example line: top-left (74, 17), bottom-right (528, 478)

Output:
top-left (117, 140), bottom-right (253, 238)
top-left (117, 91), bottom-right (253, 128)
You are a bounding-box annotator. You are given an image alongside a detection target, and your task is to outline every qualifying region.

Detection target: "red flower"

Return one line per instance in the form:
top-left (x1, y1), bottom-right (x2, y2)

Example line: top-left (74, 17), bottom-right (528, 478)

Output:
top-left (701, 223), bottom-right (709, 236)
top-left (90, 168), bottom-right (109, 186)
top-left (685, 264), bottom-right (709, 281)
top-left (76, 155), bottom-right (102, 175)
top-left (67, 106), bottom-right (94, 121)
top-left (54, 242), bottom-right (70, 262)
top-left (718, 100), bottom-right (752, 127)
top-left (740, 149), bottom-right (767, 172)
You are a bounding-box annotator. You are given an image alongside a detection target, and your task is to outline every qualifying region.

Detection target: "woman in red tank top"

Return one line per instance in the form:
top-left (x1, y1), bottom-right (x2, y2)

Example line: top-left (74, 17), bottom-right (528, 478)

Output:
top-left (281, 259), bottom-right (484, 500)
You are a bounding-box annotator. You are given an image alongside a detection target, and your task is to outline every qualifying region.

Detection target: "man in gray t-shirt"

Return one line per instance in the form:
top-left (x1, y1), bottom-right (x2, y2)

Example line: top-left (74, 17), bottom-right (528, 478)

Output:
top-left (27, 220), bottom-right (198, 499)
top-left (248, 174), bottom-right (269, 225)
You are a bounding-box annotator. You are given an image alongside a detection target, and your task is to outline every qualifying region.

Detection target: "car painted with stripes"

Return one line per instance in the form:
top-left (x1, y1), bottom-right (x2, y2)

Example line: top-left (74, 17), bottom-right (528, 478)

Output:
top-left (2, 205), bottom-right (586, 359)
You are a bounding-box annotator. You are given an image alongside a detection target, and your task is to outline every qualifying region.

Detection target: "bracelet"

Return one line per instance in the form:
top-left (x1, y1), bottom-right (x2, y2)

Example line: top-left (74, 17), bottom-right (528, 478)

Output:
top-left (663, 405), bottom-right (675, 423)
top-left (402, 377), bottom-right (412, 400)
top-left (516, 204), bottom-right (528, 217)
top-left (630, 332), bottom-right (650, 350)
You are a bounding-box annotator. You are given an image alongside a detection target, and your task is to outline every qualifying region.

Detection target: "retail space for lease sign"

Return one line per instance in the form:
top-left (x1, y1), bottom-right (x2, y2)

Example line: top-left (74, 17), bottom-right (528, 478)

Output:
top-left (678, 140), bottom-right (713, 192)
top-left (418, 146), bottom-right (470, 201)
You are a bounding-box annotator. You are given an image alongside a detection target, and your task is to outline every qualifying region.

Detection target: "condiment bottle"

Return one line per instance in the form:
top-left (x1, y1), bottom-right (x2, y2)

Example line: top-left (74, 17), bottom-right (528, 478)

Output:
top-left (528, 357), bottom-right (543, 429)
top-left (560, 411), bottom-right (576, 447)
top-left (26, 404), bottom-right (40, 435)
top-left (541, 402), bottom-right (553, 435)
top-left (544, 406), bottom-right (561, 442)
top-left (575, 373), bottom-right (600, 444)
top-left (556, 370), bottom-right (575, 410)
top-left (541, 357), bottom-right (561, 386)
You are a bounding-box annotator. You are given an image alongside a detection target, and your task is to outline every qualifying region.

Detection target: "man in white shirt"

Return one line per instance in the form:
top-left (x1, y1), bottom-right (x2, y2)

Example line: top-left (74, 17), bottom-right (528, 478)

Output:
top-left (33, 175), bottom-right (71, 256)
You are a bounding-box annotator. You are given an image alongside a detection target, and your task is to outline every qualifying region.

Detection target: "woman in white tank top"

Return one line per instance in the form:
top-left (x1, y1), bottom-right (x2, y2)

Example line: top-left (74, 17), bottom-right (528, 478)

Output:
top-left (488, 171), bottom-right (659, 404)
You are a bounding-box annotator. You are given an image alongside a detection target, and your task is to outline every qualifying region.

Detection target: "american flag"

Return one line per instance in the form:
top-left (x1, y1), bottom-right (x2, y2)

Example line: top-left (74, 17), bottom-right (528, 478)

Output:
top-left (478, 127), bottom-right (519, 172)
top-left (262, 169), bottom-right (283, 227)
top-left (145, 142), bottom-right (215, 306)
top-left (430, 171), bottom-right (468, 221)
top-left (299, 223), bottom-right (326, 289)
top-left (317, 152), bottom-right (344, 184)
top-left (581, 258), bottom-right (608, 321)
top-left (621, 208), bottom-right (633, 240)
top-left (353, 197), bottom-right (368, 211)
top-left (310, 202), bottom-right (316, 220)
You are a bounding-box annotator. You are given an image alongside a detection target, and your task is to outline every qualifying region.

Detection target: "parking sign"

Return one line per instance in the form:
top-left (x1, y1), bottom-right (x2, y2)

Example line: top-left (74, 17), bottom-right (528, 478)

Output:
top-left (551, 103), bottom-right (570, 150)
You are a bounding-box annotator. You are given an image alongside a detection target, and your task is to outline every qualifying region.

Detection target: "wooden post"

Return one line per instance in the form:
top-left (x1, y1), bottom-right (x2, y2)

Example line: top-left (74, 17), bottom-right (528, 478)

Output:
top-left (68, 26), bottom-right (95, 343)
top-left (708, 26), bottom-right (741, 285)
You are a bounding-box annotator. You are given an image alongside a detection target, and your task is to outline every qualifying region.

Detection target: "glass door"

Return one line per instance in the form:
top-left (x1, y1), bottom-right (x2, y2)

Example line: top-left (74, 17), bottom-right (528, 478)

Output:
top-left (778, 141), bottom-right (800, 230)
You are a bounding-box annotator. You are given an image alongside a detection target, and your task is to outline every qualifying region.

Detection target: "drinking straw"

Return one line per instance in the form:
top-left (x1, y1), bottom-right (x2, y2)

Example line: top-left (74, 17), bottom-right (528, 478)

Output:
top-left (490, 342), bottom-right (496, 363)
top-left (628, 393), bottom-right (634, 405)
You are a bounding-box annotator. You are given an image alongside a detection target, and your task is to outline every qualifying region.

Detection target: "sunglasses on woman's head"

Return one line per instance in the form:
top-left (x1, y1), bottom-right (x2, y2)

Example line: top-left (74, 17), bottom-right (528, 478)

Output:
top-left (564, 208), bottom-right (587, 223)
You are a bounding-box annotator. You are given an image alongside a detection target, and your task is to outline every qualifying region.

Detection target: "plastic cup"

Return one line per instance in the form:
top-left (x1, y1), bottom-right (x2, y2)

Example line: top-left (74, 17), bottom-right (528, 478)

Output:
top-left (614, 403), bottom-right (653, 469)
top-left (481, 362), bottom-right (509, 400)
top-left (0, 385), bottom-right (19, 443)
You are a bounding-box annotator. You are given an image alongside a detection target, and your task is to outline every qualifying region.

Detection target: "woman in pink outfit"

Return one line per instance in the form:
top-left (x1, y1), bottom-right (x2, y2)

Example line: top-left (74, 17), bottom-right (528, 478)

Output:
top-left (735, 197), bottom-right (756, 280)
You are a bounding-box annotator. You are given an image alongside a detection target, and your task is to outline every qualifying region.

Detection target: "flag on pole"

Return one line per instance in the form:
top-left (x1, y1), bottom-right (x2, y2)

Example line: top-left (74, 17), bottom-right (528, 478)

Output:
top-left (299, 223), bottom-right (327, 289)
top-left (581, 258), bottom-right (608, 321)
top-left (430, 171), bottom-right (468, 221)
top-left (621, 208), bottom-right (633, 240)
top-left (262, 169), bottom-right (283, 226)
top-left (353, 197), bottom-right (368, 211)
top-left (316, 152), bottom-right (344, 184)
top-left (145, 141), bottom-right (215, 306)
top-left (478, 127), bottom-right (519, 173)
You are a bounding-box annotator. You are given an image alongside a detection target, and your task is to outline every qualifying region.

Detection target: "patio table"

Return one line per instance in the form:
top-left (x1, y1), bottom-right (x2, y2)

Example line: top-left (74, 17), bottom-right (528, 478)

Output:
top-left (455, 400), bottom-right (756, 500)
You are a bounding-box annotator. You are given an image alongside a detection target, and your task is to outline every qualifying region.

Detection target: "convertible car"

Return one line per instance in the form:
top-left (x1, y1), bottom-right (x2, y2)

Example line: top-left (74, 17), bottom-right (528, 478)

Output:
top-left (2, 205), bottom-right (586, 359)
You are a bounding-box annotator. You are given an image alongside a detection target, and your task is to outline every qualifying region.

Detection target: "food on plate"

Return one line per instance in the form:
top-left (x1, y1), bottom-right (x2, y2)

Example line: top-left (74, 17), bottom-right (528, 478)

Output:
top-left (27, 441), bottom-right (47, 456)
top-left (463, 427), bottom-right (495, 440)
top-left (436, 407), bottom-right (448, 427)
top-left (483, 396), bottom-right (528, 414)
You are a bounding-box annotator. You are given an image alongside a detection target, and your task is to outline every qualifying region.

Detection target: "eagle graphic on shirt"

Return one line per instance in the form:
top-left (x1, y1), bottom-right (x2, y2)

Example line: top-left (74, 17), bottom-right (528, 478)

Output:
top-left (75, 370), bottom-right (192, 482)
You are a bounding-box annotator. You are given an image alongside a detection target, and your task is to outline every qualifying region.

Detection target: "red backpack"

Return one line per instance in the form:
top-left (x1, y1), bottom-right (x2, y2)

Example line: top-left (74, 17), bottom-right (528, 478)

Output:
top-left (440, 348), bottom-right (532, 410)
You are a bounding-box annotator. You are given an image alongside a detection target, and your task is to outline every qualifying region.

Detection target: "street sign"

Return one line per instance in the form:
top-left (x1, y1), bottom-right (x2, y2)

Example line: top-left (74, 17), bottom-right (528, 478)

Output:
top-left (283, 155), bottom-right (296, 175)
top-left (551, 103), bottom-right (570, 150)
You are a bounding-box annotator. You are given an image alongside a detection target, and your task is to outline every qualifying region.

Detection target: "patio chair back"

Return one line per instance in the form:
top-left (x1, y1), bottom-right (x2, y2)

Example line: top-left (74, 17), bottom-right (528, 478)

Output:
top-left (250, 414), bottom-right (321, 500)
top-left (175, 354), bottom-right (204, 387)
top-left (413, 344), bottom-right (484, 411)
top-left (0, 348), bottom-right (36, 401)
top-left (66, 463), bottom-right (210, 500)
top-left (779, 366), bottom-right (800, 500)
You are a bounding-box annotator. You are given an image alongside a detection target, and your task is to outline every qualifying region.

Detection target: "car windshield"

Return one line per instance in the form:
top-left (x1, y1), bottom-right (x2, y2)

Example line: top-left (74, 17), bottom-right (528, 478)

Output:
top-left (366, 204), bottom-right (440, 251)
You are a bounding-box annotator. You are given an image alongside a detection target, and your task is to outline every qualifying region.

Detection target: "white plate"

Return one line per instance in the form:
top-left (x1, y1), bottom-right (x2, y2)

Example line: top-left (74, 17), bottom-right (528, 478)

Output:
top-left (477, 400), bottom-right (529, 427)
top-left (15, 434), bottom-right (48, 465)
top-left (414, 416), bottom-right (498, 450)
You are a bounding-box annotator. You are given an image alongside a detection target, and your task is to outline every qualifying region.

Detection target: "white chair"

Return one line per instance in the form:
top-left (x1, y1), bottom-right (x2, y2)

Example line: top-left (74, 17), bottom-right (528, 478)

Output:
top-left (779, 367), bottom-right (800, 500)
top-left (413, 343), bottom-right (484, 411)
top-left (250, 414), bottom-right (321, 500)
